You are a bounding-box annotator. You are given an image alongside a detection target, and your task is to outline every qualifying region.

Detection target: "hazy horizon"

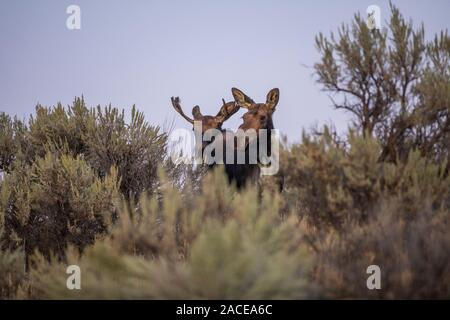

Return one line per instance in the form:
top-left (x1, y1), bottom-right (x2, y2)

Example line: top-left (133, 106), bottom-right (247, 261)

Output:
top-left (1, 0), bottom-right (449, 142)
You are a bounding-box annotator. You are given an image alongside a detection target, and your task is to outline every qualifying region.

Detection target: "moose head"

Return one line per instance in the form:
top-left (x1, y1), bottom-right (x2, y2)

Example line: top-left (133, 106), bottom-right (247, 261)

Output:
top-left (231, 87), bottom-right (279, 163)
top-left (170, 96), bottom-right (239, 152)
top-left (232, 87), bottom-right (279, 133)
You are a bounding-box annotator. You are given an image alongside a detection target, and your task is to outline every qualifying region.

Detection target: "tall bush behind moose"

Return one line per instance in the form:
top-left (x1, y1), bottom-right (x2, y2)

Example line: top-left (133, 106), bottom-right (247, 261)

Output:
top-left (314, 4), bottom-right (450, 166)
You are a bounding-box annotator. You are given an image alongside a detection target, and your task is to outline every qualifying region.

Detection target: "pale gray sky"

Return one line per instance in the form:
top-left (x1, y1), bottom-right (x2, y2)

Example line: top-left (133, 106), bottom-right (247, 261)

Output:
top-left (1, 0), bottom-right (449, 141)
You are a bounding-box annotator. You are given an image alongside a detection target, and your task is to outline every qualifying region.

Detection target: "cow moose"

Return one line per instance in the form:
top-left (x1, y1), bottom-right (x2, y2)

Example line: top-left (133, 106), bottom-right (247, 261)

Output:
top-left (228, 87), bottom-right (280, 189)
top-left (170, 87), bottom-right (280, 189)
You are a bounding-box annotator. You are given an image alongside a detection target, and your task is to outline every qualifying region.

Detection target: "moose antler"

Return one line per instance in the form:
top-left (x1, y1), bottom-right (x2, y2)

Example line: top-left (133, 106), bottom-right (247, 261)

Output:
top-left (171, 97), bottom-right (194, 124)
top-left (215, 99), bottom-right (239, 123)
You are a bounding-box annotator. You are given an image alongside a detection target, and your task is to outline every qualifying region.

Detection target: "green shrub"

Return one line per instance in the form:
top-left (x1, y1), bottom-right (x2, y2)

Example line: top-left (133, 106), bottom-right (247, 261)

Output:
top-left (0, 247), bottom-right (26, 299)
top-left (83, 105), bottom-right (169, 198)
top-left (314, 5), bottom-right (450, 163)
top-left (315, 199), bottom-right (450, 299)
top-left (0, 150), bottom-right (120, 262)
top-left (29, 170), bottom-right (317, 299)
top-left (2, 98), bottom-right (177, 200)
top-left (281, 127), bottom-right (450, 230)
top-left (0, 113), bottom-right (26, 173)
top-left (281, 128), bottom-right (450, 298)
top-left (26, 99), bottom-right (90, 162)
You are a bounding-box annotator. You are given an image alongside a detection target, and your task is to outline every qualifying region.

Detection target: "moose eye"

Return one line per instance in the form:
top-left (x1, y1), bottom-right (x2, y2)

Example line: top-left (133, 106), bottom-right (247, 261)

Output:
top-left (260, 115), bottom-right (267, 121)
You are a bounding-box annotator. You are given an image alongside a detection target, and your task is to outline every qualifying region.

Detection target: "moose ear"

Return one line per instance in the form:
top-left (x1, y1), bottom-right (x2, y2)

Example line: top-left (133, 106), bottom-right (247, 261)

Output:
top-left (266, 88), bottom-right (279, 110)
top-left (231, 87), bottom-right (254, 109)
top-left (192, 106), bottom-right (203, 120)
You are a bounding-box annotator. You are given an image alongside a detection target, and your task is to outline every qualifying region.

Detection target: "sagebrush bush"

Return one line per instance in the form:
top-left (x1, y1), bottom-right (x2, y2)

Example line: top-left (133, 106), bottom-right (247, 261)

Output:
top-left (26, 170), bottom-right (317, 299)
top-left (1, 122), bottom-right (450, 299)
top-left (0, 150), bottom-right (120, 262)
top-left (315, 199), bottom-right (450, 299)
top-left (0, 113), bottom-right (26, 173)
top-left (1, 4), bottom-right (449, 299)
top-left (0, 247), bottom-right (25, 299)
top-left (83, 105), bottom-right (172, 198)
top-left (281, 127), bottom-right (450, 230)
top-left (1, 98), bottom-right (178, 200)
top-left (26, 100), bottom-right (90, 161)
top-left (280, 128), bottom-right (450, 298)
top-left (315, 5), bottom-right (450, 164)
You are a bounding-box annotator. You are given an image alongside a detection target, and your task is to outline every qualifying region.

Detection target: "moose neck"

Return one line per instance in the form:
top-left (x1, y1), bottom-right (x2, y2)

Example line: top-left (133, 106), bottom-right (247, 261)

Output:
top-left (196, 129), bottom-right (229, 168)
